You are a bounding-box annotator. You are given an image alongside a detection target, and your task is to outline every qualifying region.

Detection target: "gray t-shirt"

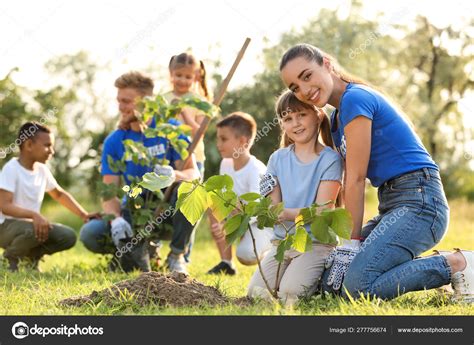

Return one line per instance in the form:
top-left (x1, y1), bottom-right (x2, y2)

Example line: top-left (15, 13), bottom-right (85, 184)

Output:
top-left (266, 145), bottom-right (343, 241)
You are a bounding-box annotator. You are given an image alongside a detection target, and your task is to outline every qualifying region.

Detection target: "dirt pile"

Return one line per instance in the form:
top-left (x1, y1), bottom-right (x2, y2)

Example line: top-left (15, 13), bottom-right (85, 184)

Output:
top-left (60, 271), bottom-right (252, 308)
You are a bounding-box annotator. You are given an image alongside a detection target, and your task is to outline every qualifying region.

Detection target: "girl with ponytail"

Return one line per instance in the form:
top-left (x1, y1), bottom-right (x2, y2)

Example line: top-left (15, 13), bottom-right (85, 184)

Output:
top-left (248, 90), bottom-right (343, 305)
top-left (164, 52), bottom-right (210, 177)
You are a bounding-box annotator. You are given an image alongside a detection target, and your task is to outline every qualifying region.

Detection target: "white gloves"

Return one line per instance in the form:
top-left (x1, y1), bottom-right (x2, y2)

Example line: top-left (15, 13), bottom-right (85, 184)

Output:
top-left (154, 164), bottom-right (176, 183)
top-left (110, 216), bottom-right (133, 248)
top-left (259, 173), bottom-right (278, 197)
top-left (325, 239), bottom-right (361, 291)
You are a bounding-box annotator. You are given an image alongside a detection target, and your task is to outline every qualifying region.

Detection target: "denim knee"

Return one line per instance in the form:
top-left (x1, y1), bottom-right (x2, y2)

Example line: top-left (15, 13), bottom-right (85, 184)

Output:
top-left (79, 220), bottom-right (109, 254)
top-left (342, 268), bottom-right (370, 298)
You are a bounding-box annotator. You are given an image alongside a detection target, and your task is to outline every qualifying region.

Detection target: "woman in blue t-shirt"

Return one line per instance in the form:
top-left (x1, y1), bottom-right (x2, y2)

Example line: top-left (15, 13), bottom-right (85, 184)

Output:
top-left (278, 43), bottom-right (473, 302)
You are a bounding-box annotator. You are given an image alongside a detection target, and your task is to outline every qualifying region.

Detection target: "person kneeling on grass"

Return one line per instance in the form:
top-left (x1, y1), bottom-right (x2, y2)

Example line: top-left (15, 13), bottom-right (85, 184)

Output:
top-left (79, 72), bottom-right (200, 274)
top-left (0, 122), bottom-right (98, 272)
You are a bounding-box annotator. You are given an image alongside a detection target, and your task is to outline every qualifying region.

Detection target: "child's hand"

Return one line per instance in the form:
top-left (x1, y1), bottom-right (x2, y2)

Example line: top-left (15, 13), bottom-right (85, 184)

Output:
top-left (32, 213), bottom-right (51, 243)
top-left (82, 212), bottom-right (102, 222)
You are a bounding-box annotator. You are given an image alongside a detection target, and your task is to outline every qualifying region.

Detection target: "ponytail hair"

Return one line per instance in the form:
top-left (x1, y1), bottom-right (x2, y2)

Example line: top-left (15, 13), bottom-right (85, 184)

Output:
top-left (280, 43), bottom-right (368, 85)
top-left (197, 60), bottom-right (210, 100)
top-left (275, 90), bottom-right (334, 150)
top-left (168, 52), bottom-right (210, 100)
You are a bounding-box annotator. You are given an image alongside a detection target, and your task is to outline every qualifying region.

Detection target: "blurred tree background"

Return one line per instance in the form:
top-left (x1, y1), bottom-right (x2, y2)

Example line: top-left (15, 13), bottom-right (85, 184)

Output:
top-left (1, 2), bottom-right (473, 200)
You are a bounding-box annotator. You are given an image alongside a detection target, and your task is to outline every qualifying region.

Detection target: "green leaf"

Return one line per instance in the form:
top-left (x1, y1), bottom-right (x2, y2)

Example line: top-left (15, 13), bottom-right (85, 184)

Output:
top-left (176, 180), bottom-right (209, 225)
top-left (243, 201), bottom-right (259, 216)
top-left (298, 207), bottom-right (317, 225)
top-left (310, 215), bottom-right (337, 244)
top-left (138, 172), bottom-right (174, 192)
top-left (292, 226), bottom-right (313, 253)
top-left (329, 208), bottom-right (353, 239)
top-left (275, 237), bottom-right (293, 262)
top-left (269, 202), bottom-right (284, 219)
top-left (226, 214), bottom-right (250, 245)
top-left (209, 190), bottom-right (236, 222)
top-left (204, 174), bottom-right (234, 192)
top-left (107, 155), bottom-right (119, 173)
top-left (239, 192), bottom-right (261, 202)
top-left (223, 214), bottom-right (242, 235)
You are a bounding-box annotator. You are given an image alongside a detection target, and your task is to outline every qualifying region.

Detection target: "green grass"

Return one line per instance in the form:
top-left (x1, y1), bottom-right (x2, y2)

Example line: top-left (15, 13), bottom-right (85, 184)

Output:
top-left (0, 195), bottom-right (473, 315)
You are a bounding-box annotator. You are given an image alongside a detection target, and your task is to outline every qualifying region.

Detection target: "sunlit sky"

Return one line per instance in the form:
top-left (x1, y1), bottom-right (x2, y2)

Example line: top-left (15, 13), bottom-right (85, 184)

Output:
top-left (0, 0), bottom-right (473, 135)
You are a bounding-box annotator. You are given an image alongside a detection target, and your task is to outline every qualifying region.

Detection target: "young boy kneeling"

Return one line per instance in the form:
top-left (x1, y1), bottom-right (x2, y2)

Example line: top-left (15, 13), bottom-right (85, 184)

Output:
top-left (0, 122), bottom-right (96, 271)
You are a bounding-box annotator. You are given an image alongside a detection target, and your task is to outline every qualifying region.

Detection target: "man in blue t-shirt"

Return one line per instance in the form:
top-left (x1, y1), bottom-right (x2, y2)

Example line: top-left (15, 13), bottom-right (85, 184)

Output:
top-left (79, 72), bottom-right (200, 274)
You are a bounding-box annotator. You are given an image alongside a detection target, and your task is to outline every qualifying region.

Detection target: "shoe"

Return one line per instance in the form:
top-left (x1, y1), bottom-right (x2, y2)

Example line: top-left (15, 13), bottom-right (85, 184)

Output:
top-left (451, 250), bottom-right (474, 303)
top-left (5, 256), bottom-right (19, 272)
top-left (166, 253), bottom-right (188, 275)
top-left (207, 261), bottom-right (236, 276)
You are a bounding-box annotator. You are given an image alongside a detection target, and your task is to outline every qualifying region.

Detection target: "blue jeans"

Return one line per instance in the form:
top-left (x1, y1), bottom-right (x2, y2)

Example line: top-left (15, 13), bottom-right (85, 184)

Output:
top-left (80, 183), bottom-right (195, 256)
top-left (323, 168), bottom-right (451, 300)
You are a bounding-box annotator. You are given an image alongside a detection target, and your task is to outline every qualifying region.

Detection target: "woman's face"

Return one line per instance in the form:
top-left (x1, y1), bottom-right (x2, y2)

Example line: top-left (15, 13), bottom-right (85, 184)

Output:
top-left (280, 56), bottom-right (334, 108)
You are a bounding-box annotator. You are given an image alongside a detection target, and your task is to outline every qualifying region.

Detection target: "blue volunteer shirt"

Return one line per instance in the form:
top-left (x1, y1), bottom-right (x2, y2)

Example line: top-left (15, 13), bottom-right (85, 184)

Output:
top-left (330, 83), bottom-right (438, 187)
top-left (101, 119), bottom-right (187, 185)
top-left (266, 145), bottom-right (343, 242)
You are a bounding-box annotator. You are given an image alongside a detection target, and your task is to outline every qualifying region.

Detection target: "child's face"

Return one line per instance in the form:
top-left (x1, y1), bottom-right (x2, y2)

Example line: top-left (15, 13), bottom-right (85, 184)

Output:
top-left (280, 56), bottom-right (334, 108)
top-left (24, 132), bottom-right (55, 163)
top-left (280, 107), bottom-right (321, 145)
top-left (216, 127), bottom-right (248, 159)
top-left (170, 66), bottom-right (196, 96)
top-left (117, 88), bottom-right (142, 124)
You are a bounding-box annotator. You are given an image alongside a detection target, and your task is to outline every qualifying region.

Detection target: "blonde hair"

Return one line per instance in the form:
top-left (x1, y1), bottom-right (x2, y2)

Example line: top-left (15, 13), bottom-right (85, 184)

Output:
top-left (114, 71), bottom-right (154, 96)
top-left (169, 52), bottom-right (210, 100)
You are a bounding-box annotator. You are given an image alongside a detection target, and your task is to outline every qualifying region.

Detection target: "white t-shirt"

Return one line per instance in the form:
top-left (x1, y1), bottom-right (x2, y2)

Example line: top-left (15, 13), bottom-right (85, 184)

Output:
top-left (219, 155), bottom-right (266, 196)
top-left (0, 158), bottom-right (59, 224)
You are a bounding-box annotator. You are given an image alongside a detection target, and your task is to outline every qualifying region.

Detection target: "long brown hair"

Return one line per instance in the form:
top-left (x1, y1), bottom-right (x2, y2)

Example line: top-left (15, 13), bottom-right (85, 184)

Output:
top-left (168, 52), bottom-right (210, 100)
top-left (280, 43), bottom-right (368, 85)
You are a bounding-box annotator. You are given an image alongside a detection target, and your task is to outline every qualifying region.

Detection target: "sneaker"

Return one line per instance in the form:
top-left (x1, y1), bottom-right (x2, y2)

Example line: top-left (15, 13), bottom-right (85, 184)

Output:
top-left (451, 250), bottom-right (474, 303)
top-left (5, 256), bottom-right (19, 272)
top-left (166, 253), bottom-right (188, 275)
top-left (207, 261), bottom-right (236, 276)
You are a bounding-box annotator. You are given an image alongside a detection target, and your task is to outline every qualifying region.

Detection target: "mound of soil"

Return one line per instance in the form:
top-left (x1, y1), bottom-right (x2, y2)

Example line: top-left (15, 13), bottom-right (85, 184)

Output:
top-left (60, 271), bottom-right (253, 308)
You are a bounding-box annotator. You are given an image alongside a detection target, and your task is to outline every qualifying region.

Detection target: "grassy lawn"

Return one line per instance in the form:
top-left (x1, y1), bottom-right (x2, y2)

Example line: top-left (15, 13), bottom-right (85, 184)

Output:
top-left (1, 194), bottom-right (473, 315)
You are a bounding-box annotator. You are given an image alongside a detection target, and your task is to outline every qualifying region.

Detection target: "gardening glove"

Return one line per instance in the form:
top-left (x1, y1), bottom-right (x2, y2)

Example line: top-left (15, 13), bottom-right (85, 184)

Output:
top-left (259, 173), bottom-right (278, 197)
top-left (110, 216), bottom-right (133, 248)
top-left (325, 239), bottom-right (361, 291)
top-left (154, 164), bottom-right (176, 183)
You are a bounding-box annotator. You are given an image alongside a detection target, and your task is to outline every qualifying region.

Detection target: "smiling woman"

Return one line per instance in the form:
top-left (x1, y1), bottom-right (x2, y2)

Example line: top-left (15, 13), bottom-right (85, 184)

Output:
top-left (278, 43), bottom-right (474, 303)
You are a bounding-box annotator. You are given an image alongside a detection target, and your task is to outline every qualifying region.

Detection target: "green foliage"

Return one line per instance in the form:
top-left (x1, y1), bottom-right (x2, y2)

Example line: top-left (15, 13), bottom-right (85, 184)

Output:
top-left (176, 181), bottom-right (210, 225)
top-left (101, 92), bottom-right (220, 233)
top-left (137, 172), bottom-right (174, 192)
top-left (175, 174), bottom-right (352, 298)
